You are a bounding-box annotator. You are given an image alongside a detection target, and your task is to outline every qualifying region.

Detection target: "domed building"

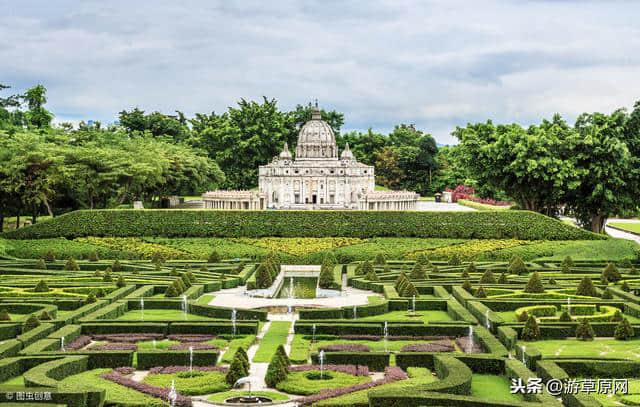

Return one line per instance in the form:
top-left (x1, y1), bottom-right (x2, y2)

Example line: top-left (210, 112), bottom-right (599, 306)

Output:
top-left (202, 106), bottom-right (419, 210)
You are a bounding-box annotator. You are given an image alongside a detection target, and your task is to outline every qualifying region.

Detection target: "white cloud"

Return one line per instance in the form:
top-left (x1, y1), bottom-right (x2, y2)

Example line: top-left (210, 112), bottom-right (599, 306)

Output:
top-left (1, 0), bottom-right (639, 144)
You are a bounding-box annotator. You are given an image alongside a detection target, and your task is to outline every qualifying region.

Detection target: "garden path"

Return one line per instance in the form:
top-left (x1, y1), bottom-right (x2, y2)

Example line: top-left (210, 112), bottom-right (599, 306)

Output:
top-left (605, 218), bottom-right (640, 244)
top-left (246, 320), bottom-right (271, 390)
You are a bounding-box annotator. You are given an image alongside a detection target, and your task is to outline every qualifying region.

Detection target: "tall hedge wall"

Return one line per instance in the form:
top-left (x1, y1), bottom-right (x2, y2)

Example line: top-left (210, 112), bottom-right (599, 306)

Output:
top-left (2, 209), bottom-right (601, 240)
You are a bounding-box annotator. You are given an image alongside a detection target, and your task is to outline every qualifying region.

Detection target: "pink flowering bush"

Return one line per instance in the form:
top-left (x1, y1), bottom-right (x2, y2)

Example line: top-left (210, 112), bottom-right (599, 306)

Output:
top-left (297, 366), bottom-right (408, 405)
top-left (91, 342), bottom-right (138, 351)
top-left (64, 335), bottom-right (92, 351)
top-left (455, 336), bottom-right (484, 353)
top-left (101, 371), bottom-right (192, 407)
top-left (113, 367), bottom-right (135, 375)
top-left (167, 334), bottom-right (215, 342)
top-left (92, 333), bottom-right (164, 343)
top-left (401, 339), bottom-right (455, 352)
top-left (338, 335), bottom-right (453, 341)
top-left (318, 343), bottom-right (370, 352)
top-left (290, 364), bottom-right (369, 376)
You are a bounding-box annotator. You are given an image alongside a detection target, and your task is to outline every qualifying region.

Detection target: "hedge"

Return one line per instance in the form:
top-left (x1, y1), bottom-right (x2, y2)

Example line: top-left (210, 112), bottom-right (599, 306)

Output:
top-left (188, 303), bottom-right (267, 321)
top-left (497, 326), bottom-right (518, 350)
top-left (17, 323), bottom-right (57, 348)
top-left (168, 322), bottom-right (258, 335)
top-left (136, 350), bottom-right (220, 369)
top-left (310, 351), bottom-right (390, 371)
top-left (0, 339), bottom-right (22, 358)
top-left (3, 209), bottom-right (601, 240)
top-left (80, 322), bottom-right (168, 335)
top-left (536, 360), bottom-right (600, 407)
top-left (295, 322), bottom-right (383, 336)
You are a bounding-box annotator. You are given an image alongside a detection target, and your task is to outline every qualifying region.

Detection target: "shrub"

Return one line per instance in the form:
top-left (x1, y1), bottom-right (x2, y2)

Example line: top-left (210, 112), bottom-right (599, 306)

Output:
top-left (88, 251), bottom-right (100, 262)
top-left (0, 308), bottom-right (10, 321)
top-left (614, 318), bottom-right (635, 340)
top-left (558, 310), bottom-right (572, 322)
top-left (366, 270), bottom-right (379, 282)
top-left (630, 266), bottom-right (639, 276)
top-left (236, 347), bottom-right (250, 373)
top-left (524, 272), bottom-right (545, 293)
top-left (394, 273), bottom-right (408, 292)
top-left (150, 251), bottom-right (165, 265)
top-left (186, 271), bottom-right (197, 284)
top-left (448, 254), bottom-right (461, 266)
top-left (603, 263), bottom-right (622, 283)
top-left (84, 293), bottom-right (97, 304)
top-left (23, 315), bottom-right (41, 332)
top-left (518, 310), bottom-right (529, 322)
top-left (275, 344), bottom-right (290, 368)
top-left (601, 276), bottom-right (610, 285)
top-left (521, 315), bottom-right (541, 341)
top-left (401, 281), bottom-right (418, 298)
top-left (265, 351), bottom-right (288, 387)
top-left (461, 269), bottom-right (470, 279)
top-left (34, 280), bottom-right (50, 293)
top-left (319, 257), bottom-right (336, 288)
top-left (409, 263), bottom-right (425, 280)
top-left (475, 286), bottom-right (487, 298)
top-left (612, 309), bottom-right (624, 322)
top-left (226, 349), bottom-right (250, 386)
top-left (416, 253), bottom-right (430, 267)
top-left (208, 250), bottom-right (221, 263)
top-left (548, 278), bottom-right (557, 285)
top-left (508, 256), bottom-right (527, 275)
top-left (561, 256), bottom-right (574, 268)
top-left (181, 273), bottom-right (192, 289)
top-left (374, 253), bottom-right (386, 265)
top-left (255, 263), bottom-right (274, 289)
top-left (43, 250), bottom-right (56, 262)
top-left (103, 271), bottom-right (113, 282)
top-left (575, 276), bottom-right (597, 297)
top-left (562, 263), bottom-right (571, 273)
top-left (64, 258), bottom-right (79, 271)
top-left (479, 268), bottom-right (496, 284)
top-left (174, 279), bottom-right (186, 294)
top-left (39, 310), bottom-right (52, 320)
top-left (112, 260), bottom-right (123, 273)
top-left (165, 284), bottom-right (179, 298)
top-left (601, 289), bottom-right (613, 299)
top-left (361, 261), bottom-right (374, 276)
top-left (576, 318), bottom-right (595, 341)
top-left (200, 265), bottom-right (208, 272)
top-left (35, 258), bottom-right (47, 270)
top-left (465, 262), bottom-right (477, 274)
top-left (621, 281), bottom-right (631, 292)
top-left (116, 275), bottom-right (126, 288)
top-left (498, 273), bottom-right (508, 284)
top-left (462, 280), bottom-right (473, 293)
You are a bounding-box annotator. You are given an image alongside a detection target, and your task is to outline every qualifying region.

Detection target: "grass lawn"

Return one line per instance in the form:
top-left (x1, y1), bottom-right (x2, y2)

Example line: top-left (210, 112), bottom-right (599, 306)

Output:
top-left (276, 370), bottom-right (370, 395)
top-left (497, 311), bottom-right (640, 324)
top-left (252, 321), bottom-right (291, 362)
top-left (588, 377), bottom-right (640, 406)
top-left (471, 374), bottom-right (524, 402)
top-left (355, 310), bottom-right (453, 323)
top-left (143, 370), bottom-right (229, 395)
top-left (194, 293), bottom-right (215, 305)
top-left (608, 222), bottom-right (640, 234)
top-left (208, 390), bottom-right (290, 403)
top-left (525, 338), bottom-right (640, 360)
top-left (59, 369), bottom-right (165, 406)
top-left (116, 309), bottom-right (216, 321)
top-left (314, 367), bottom-right (436, 406)
top-left (1, 375), bottom-right (24, 386)
top-left (221, 335), bottom-right (256, 363)
top-left (309, 338), bottom-right (460, 353)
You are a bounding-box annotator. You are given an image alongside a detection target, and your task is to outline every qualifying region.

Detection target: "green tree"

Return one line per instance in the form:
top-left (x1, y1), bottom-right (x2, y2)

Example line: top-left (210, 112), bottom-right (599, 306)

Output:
top-left (576, 318), bottom-right (595, 341)
top-left (524, 272), bottom-right (545, 293)
top-left (602, 263), bottom-right (622, 283)
top-left (508, 257), bottom-right (528, 275)
top-left (410, 263), bottom-right (426, 280)
top-left (226, 349), bottom-right (250, 386)
top-left (575, 276), bottom-right (597, 297)
top-left (614, 318), bottom-right (635, 340)
top-left (34, 280), bottom-right (49, 293)
top-left (22, 85), bottom-right (53, 128)
top-left (479, 269), bottom-right (496, 284)
top-left (521, 315), bottom-right (541, 341)
top-left (319, 257), bottom-right (336, 288)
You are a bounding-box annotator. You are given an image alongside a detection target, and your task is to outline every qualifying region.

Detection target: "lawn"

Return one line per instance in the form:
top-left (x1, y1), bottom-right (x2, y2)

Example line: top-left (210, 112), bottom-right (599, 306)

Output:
top-left (309, 338), bottom-right (460, 353)
top-left (355, 310), bottom-right (453, 323)
top-left (221, 335), bottom-right (256, 363)
top-left (314, 367), bottom-right (436, 406)
top-left (59, 369), bottom-right (166, 406)
top-left (143, 370), bottom-right (229, 395)
top-left (525, 338), bottom-right (640, 361)
top-left (471, 374), bottom-right (524, 402)
top-left (588, 377), bottom-right (640, 406)
top-left (252, 321), bottom-right (291, 362)
top-left (1, 375), bottom-right (24, 386)
top-left (116, 309), bottom-right (216, 321)
top-left (194, 293), bottom-right (215, 305)
top-left (276, 370), bottom-right (371, 395)
top-left (608, 222), bottom-right (640, 235)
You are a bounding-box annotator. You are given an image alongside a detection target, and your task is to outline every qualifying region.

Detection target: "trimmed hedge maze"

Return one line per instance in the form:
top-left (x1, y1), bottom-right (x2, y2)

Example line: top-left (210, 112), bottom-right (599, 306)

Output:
top-left (2, 252), bottom-right (640, 406)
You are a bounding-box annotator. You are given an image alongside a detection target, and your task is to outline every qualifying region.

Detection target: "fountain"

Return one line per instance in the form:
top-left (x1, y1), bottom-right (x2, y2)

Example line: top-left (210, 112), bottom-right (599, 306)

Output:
top-left (289, 277), bottom-right (294, 299)
top-left (521, 345), bottom-right (526, 366)
top-left (383, 321), bottom-right (389, 353)
top-left (412, 295), bottom-right (416, 314)
top-left (231, 308), bottom-right (237, 338)
top-left (312, 323), bottom-right (316, 343)
top-left (181, 295), bottom-right (188, 320)
top-left (189, 346), bottom-right (194, 375)
top-left (226, 377), bottom-right (273, 404)
top-left (319, 350), bottom-right (326, 379)
top-left (466, 326), bottom-right (474, 354)
top-left (153, 339), bottom-right (157, 349)
top-left (485, 309), bottom-right (491, 330)
top-left (168, 379), bottom-right (177, 407)
top-left (567, 297), bottom-right (571, 315)
top-left (140, 298), bottom-right (145, 321)
top-left (352, 305), bottom-right (357, 319)
top-left (60, 336), bottom-right (65, 352)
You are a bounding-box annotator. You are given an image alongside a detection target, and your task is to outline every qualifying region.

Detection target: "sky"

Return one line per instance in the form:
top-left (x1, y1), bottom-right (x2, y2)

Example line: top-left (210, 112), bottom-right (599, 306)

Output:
top-left (1, 0), bottom-right (639, 144)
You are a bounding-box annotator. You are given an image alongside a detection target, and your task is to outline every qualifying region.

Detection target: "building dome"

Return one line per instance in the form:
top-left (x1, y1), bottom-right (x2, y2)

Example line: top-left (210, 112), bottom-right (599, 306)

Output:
top-left (295, 107), bottom-right (337, 159)
top-left (279, 142), bottom-right (292, 160)
top-left (340, 143), bottom-right (354, 160)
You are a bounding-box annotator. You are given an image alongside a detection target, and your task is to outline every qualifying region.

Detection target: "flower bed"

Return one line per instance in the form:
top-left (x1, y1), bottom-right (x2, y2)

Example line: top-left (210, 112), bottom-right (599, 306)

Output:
top-left (114, 367), bottom-right (136, 375)
top-left (400, 339), bottom-right (455, 352)
top-left (338, 335), bottom-right (454, 341)
top-left (92, 333), bottom-right (164, 343)
top-left (455, 336), bottom-right (483, 353)
top-left (319, 344), bottom-right (370, 352)
top-left (167, 334), bottom-right (215, 342)
top-left (64, 335), bottom-right (92, 351)
top-left (101, 370), bottom-right (192, 407)
top-left (91, 342), bottom-right (138, 351)
top-left (297, 366), bottom-right (408, 406)
top-left (290, 364), bottom-right (369, 376)
top-left (148, 366), bottom-right (228, 374)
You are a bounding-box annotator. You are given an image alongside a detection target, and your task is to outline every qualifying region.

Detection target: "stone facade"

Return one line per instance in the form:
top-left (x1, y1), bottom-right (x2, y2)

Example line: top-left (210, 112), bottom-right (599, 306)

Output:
top-left (202, 106), bottom-right (419, 210)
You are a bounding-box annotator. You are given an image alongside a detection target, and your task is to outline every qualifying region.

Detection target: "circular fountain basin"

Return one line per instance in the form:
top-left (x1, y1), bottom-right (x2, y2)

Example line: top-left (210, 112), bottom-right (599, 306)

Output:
top-left (224, 396), bottom-right (273, 404)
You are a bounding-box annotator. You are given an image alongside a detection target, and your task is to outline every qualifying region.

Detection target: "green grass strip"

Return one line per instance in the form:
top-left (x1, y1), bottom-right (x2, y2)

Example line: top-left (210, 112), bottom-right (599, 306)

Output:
top-left (252, 321), bottom-right (292, 363)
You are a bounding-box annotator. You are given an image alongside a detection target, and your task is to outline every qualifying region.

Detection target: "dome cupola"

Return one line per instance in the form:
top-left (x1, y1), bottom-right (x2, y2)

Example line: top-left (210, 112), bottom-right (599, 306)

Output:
top-left (295, 105), bottom-right (337, 160)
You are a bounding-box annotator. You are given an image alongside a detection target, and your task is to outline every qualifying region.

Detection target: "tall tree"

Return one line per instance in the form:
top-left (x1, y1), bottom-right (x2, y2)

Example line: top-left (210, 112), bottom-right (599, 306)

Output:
top-left (22, 85), bottom-right (53, 128)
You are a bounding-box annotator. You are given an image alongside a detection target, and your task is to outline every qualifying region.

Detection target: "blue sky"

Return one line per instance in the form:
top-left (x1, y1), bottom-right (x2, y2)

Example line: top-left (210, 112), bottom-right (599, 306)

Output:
top-left (1, 0), bottom-right (639, 144)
